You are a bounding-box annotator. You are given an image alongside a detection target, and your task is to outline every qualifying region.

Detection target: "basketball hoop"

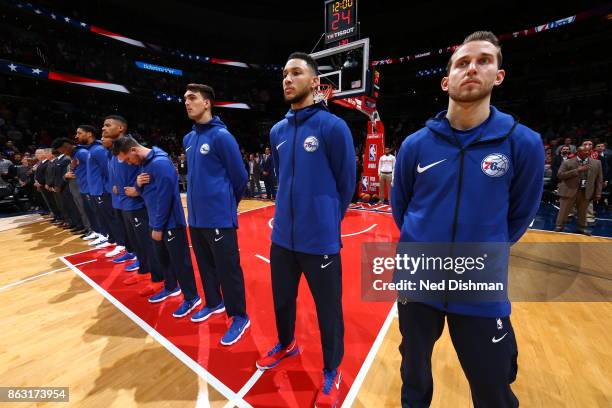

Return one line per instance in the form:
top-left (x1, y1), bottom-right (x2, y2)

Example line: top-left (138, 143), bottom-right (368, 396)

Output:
top-left (314, 84), bottom-right (334, 104)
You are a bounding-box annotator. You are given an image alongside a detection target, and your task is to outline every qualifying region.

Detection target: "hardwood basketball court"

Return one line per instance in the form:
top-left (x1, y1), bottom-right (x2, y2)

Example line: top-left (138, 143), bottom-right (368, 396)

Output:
top-left (0, 198), bottom-right (610, 407)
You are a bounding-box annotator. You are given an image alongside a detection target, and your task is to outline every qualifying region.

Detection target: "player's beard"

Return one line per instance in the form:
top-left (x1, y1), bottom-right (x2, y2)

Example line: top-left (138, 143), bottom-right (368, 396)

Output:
top-left (284, 86), bottom-right (311, 105)
top-left (448, 82), bottom-right (493, 103)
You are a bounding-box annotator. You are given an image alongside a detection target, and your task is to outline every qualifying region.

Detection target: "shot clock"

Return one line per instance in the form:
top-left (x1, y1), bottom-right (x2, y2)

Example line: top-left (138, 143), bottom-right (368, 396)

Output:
top-left (324, 0), bottom-right (358, 44)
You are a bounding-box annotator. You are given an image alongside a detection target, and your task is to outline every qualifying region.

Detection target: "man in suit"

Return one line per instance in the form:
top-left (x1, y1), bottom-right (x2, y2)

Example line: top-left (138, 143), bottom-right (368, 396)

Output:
top-left (555, 146), bottom-right (603, 235)
top-left (261, 147), bottom-right (275, 200)
top-left (248, 153), bottom-right (262, 197)
top-left (551, 145), bottom-right (572, 188)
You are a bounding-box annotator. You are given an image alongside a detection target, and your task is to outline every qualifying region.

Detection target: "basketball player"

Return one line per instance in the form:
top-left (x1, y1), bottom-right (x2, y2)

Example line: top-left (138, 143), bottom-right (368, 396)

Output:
top-left (101, 116), bottom-right (148, 275)
top-left (113, 136), bottom-right (201, 317)
top-left (182, 84), bottom-right (250, 346)
top-left (256, 52), bottom-right (356, 407)
top-left (391, 31), bottom-right (544, 407)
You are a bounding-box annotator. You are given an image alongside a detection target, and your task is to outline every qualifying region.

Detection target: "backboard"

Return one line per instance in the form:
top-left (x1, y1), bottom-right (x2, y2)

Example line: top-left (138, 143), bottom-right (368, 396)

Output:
top-left (309, 37), bottom-right (369, 100)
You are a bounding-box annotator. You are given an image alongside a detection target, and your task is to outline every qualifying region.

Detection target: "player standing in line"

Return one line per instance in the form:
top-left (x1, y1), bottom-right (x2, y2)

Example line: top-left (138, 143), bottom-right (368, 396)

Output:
top-left (256, 52), bottom-right (355, 408)
top-left (391, 31), bottom-right (544, 407)
top-left (182, 84), bottom-right (250, 346)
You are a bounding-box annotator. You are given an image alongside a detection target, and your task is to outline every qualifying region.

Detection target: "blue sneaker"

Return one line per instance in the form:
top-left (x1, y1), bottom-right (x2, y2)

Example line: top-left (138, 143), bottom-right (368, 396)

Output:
top-left (191, 301), bottom-right (226, 322)
top-left (220, 315), bottom-right (251, 346)
top-left (112, 252), bottom-right (137, 264)
top-left (125, 260), bottom-right (140, 272)
top-left (172, 296), bottom-right (202, 318)
top-left (148, 287), bottom-right (181, 303)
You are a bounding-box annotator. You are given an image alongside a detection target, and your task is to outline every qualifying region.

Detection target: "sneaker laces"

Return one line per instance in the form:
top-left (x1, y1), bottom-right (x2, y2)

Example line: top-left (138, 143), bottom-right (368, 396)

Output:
top-left (267, 342), bottom-right (283, 356)
top-left (322, 369), bottom-right (337, 394)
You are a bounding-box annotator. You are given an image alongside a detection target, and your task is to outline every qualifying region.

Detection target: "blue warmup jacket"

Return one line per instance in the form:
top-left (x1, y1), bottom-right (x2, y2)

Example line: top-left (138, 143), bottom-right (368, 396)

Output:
top-left (85, 140), bottom-right (110, 196)
top-left (108, 136), bottom-right (145, 211)
top-left (391, 106), bottom-right (544, 317)
top-left (73, 146), bottom-right (90, 194)
top-left (183, 116), bottom-right (247, 228)
top-left (270, 102), bottom-right (356, 255)
top-left (139, 147), bottom-right (186, 231)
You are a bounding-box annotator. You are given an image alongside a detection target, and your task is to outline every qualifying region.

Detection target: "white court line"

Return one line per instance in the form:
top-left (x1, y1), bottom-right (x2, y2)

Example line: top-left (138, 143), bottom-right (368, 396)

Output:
top-left (255, 254), bottom-right (270, 263)
top-left (342, 223), bottom-right (377, 238)
top-left (223, 369), bottom-right (265, 408)
top-left (59, 256), bottom-right (253, 408)
top-left (0, 259), bottom-right (97, 292)
top-left (342, 302), bottom-right (398, 408)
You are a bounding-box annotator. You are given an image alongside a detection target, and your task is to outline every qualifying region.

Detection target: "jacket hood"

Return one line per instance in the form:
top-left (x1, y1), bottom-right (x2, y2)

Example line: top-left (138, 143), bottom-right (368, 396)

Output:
top-left (144, 146), bottom-right (168, 163)
top-left (284, 102), bottom-right (328, 123)
top-left (192, 116), bottom-right (227, 132)
top-left (426, 106), bottom-right (518, 145)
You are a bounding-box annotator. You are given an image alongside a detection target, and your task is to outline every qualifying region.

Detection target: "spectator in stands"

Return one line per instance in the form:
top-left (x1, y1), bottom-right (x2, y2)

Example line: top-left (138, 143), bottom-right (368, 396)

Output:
top-left (595, 142), bottom-right (610, 187)
top-left (551, 145), bottom-right (572, 188)
top-left (248, 153), bottom-right (262, 198)
top-left (555, 146), bottom-right (603, 235)
top-left (178, 153), bottom-right (188, 192)
top-left (2, 140), bottom-right (19, 159)
top-left (261, 147), bottom-right (275, 200)
top-left (582, 139), bottom-right (600, 223)
top-left (555, 137), bottom-right (576, 156)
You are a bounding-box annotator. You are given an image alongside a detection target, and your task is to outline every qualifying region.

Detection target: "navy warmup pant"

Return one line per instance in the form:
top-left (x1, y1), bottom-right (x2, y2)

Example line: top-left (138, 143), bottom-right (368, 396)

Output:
top-left (190, 227), bottom-right (247, 317)
top-left (398, 301), bottom-right (519, 408)
top-left (270, 242), bottom-right (344, 371)
top-left (151, 226), bottom-right (198, 300)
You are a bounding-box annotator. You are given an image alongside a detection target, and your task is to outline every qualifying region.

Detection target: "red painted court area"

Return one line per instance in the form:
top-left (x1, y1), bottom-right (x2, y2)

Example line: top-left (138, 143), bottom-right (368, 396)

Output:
top-left (62, 204), bottom-right (398, 407)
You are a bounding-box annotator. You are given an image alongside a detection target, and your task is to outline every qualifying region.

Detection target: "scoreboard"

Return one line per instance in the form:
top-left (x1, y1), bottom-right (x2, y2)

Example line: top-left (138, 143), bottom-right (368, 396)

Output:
top-left (324, 0), bottom-right (358, 44)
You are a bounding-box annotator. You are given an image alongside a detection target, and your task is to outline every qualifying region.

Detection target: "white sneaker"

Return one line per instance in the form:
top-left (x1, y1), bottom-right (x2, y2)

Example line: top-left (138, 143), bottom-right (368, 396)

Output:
top-left (96, 241), bottom-right (113, 249)
top-left (89, 235), bottom-right (107, 246)
top-left (82, 231), bottom-right (98, 241)
top-left (105, 245), bottom-right (125, 258)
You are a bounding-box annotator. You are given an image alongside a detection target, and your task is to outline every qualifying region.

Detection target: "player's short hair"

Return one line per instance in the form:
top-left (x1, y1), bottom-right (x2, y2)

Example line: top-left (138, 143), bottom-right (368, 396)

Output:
top-left (186, 83), bottom-right (215, 102)
top-left (77, 124), bottom-right (96, 135)
top-left (287, 52), bottom-right (318, 75)
top-left (51, 137), bottom-right (75, 149)
top-left (112, 136), bottom-right (140, 156)
top-left (447, 31), bottom-right (502, 74)
top-left (104, 115), bottom-right (128, 130)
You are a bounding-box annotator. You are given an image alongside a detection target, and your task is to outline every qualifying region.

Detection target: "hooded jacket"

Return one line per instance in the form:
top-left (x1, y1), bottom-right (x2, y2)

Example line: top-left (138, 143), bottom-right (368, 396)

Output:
top-left (139, 147), bottom-right (186, 231)
top-left (108, 135), bottom-right (145, 211)
top-left (270, 102), bottom-right (356, 255)
top-left (73, 146), bottom-right (90, 194)
top-left (391, 106), bottom-right (544, 317)
top-left (85, 140), bottom-right (110, 196)
top-left (183, 116), bottom-right (247, 228)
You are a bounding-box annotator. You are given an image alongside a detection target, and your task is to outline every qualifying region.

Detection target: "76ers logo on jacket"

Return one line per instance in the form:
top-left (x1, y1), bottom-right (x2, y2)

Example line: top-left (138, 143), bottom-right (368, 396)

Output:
top-left (303, 136), bottom-right (319, 152)
top-left (200, 143), bottom-right (210, 155)
top-left (481, 153), bottom-right (509, 177)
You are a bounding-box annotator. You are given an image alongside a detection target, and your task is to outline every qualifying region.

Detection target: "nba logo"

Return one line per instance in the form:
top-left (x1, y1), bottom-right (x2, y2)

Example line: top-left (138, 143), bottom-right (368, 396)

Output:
top-left (369, 144), bottom-right (377, 161)
top-left (361, 176), bottom-right (369, 192)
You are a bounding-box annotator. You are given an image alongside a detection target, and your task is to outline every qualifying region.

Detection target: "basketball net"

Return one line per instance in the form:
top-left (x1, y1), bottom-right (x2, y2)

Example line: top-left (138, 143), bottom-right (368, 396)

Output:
top-left (314, 84), bottom-right (334, 104)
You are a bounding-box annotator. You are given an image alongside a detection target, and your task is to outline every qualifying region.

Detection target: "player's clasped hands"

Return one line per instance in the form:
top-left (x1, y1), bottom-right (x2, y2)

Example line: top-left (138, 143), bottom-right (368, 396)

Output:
top-left (137, 172), bottom-right (151, 187)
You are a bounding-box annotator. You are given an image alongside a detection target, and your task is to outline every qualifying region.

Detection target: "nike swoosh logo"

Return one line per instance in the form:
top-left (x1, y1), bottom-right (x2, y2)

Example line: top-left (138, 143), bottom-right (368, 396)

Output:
top-left (186, 146), bottom-right (192, 151)
top-left (321, 261), bottom-right (333, 269)
top-left (492, 332), bottom-right (508, 343)
top-left (276, 140), bottom-right (287, 149)
top-left (335, 373), bottom-right (342, 389)
top-left (167, 236), bottom-right (176, 242)
top-left (214, 236), bottom-right (224, 242)
top-left (134, 223), bottom-right (141, 227)
top-left (417, 159), bottom-right (446, 173)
